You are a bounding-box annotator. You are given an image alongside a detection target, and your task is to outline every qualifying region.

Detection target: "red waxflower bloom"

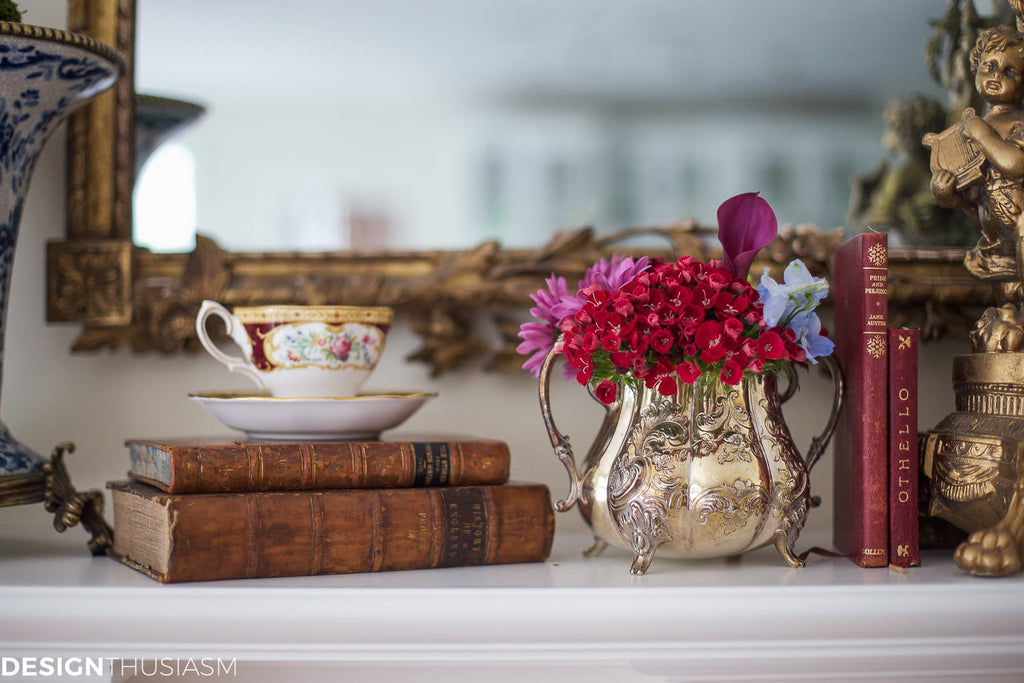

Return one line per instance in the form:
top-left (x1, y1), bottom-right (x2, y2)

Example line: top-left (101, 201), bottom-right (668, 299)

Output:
top-left (676, 361), bottom-right (701, 384)
top-left (601, 332), bottom-right (622, 352)
top-left (574, 354), bottom-right (594, 384)
top-left (628, 282), bottom-right (650, 305)
top-left (720, 358), bottom-right (744, 385)
top-left (722, 317), bottom-right (744, 340)
top-left (693, 284), bottom-right (714, 309)
top-left (595, 380), bottom-right (618, 405)
top-left (680, 304), bottom-right (704, 327)
top-left (712, 291), bottom-right (738, 317)
top-left (695, 320), bottom-right (725, 351)
top-left (610, 350), bottom-right (635, 372)
top-left (701, 343), bottom-right (728, 364)
top-left (629, 329), bottom-right (651, 355)
top-left (650, 329), bottom-right (674, 354)
top-left (757, 330), bottom-right (785, 361)
top-left (704, 268), bottom-right (730, 292)
top-left (666, 282), bottom-right (692, 308)
top-left (613, 297), bottom-right (634, 317)
top-left (656, 374), bottom-right (677, 396)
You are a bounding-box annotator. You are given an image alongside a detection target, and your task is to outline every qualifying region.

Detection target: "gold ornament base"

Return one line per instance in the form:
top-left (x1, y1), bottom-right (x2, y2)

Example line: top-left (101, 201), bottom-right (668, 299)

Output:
top-left (0, 443), bottom-right (112, 556)
top-left (923, 353), bottom-right (1024, 576)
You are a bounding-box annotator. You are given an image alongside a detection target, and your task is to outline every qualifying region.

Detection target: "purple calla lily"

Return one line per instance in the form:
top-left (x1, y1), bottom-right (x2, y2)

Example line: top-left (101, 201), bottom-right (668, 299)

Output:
top-left (717, 192), bottom-right (778, 280)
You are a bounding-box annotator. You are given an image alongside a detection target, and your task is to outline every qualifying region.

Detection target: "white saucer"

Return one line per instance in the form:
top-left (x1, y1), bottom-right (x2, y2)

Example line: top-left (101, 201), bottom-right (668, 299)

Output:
top-left (188, 391), bottom-right (436, 441)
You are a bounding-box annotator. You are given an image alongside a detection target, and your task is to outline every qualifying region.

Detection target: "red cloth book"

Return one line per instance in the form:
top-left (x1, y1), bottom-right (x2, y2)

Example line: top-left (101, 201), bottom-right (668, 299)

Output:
top-left (832, 233), bottom-right (889, 567)
top-left (888, 327), bottom-right (920, 567)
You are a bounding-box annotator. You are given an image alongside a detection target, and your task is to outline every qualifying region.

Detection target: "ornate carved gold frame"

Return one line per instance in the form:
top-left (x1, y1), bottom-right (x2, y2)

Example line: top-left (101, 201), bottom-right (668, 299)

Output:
top-left (47, 0), bottom-right (995, 375)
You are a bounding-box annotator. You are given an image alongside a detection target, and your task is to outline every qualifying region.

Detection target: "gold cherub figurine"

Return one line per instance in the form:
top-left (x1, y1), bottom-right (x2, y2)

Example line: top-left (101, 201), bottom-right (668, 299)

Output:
top-left (928, 24), bottom-right (1024, 294)
top-left (924, 20), bottom-right (1024, 576)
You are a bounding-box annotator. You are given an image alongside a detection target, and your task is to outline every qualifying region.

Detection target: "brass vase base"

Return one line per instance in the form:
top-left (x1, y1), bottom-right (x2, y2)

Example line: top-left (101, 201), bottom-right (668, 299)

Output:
top-left (0, 442), bottom-right (112, 555)
top-left (924, 353), bottom-right (1024, 576)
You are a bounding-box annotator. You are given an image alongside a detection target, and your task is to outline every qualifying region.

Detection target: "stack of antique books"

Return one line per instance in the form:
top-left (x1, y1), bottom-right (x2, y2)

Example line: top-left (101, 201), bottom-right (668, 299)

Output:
top-left (108, 437), bottom-right (554, 583)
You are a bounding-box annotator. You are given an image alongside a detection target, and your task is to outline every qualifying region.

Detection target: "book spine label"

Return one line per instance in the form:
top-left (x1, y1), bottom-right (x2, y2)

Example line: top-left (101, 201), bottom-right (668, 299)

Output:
top-left (438, 487), bottom-right (489, 566)
top-left (832, 233), bottom-right (889, 567)
top-left (412, 442), bottom-right (454, 486)
top-left (888, 328), bottom-right (920, 567)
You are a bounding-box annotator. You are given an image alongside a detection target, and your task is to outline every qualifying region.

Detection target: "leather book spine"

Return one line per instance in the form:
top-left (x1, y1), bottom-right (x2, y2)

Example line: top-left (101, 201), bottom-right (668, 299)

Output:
top-left (831, 233), bottom-right (889, 567)
top-left (127, 439), bottom-right (511, 493)
top-left (888, 328), bottom-right (920, 567)
top-left (109, 481), bottom-right (555, 582)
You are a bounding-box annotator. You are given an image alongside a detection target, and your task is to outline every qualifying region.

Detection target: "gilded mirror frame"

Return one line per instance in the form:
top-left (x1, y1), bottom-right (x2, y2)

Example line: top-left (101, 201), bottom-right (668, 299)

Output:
top-left (47, 0), bottom-right (994, 375)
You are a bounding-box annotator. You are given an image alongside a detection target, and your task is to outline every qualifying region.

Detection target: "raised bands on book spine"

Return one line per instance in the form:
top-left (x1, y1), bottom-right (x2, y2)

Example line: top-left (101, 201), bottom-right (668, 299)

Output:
top-left (126, 438), bottom-right (511, 493)
top-left (108, 480), bottom-right (554, 583)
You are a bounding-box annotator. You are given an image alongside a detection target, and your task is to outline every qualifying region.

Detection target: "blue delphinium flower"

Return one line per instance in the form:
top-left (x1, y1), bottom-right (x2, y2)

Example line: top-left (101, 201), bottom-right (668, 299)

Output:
top-left (757, 259), bottom-right (829, 328)
top-left (757, 259), bottom-right (833, 363)
top-left (787, 310), bottom-right (835, 364)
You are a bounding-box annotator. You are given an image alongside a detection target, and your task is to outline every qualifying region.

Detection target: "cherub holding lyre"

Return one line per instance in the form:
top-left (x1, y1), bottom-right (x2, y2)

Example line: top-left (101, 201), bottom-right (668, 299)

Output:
top-left (929, 24), bottom-right (1024, 297)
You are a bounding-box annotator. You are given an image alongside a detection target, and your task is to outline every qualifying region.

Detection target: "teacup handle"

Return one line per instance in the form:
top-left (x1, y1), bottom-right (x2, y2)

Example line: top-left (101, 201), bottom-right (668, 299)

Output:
top-left (538, 344), bottom-right (582, 512)
top-left (196, 300), bottom-right (268, 392)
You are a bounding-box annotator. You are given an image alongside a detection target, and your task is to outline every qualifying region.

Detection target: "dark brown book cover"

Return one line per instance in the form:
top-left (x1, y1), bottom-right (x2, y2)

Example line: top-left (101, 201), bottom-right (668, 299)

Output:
top-left (126, 437), bottom-right (511, 493)
top-left (888, 328), bottom-right (920, 567)
top-left (832, 233), bottom-right (889, 567)
top-left (108, 480), bottom-right (555, 583)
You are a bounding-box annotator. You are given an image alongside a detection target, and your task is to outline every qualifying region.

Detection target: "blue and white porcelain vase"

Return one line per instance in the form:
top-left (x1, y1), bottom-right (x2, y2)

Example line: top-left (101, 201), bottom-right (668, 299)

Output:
top-left (0, 22), bottom-right (121, 477)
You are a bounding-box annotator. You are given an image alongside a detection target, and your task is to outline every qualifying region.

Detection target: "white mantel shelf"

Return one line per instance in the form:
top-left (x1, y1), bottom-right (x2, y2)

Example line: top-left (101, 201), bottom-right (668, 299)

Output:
top-left (2, 528), bottom-right (1023, 682)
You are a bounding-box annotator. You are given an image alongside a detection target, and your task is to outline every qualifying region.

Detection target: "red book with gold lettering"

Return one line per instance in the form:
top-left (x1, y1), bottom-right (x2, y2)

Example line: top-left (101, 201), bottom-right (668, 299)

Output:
top-left (888, 327), bottom-right (920, 567)
top-left (832, 233), bottom-right (889, 567)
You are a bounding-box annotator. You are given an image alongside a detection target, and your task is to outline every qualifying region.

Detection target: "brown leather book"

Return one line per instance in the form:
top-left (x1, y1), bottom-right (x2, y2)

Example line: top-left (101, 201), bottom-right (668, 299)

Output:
top-left (108, 480), bottom-right (555, 583)
top-left (126, 437), bottom-right (510, 493)
top-left (832, 233), bottom-right (890, 567)
top-left (888, 327), bottom-right (920, 568)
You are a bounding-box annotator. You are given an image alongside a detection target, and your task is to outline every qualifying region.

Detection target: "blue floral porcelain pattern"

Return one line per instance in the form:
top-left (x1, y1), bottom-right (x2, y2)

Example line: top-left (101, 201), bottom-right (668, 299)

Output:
top-left (0, 32), bottom-right (119, 475)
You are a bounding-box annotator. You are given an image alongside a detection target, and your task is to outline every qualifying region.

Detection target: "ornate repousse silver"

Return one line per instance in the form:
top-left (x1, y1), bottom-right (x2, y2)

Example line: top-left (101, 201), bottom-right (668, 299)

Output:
top-left (540, 350), bottom-right (841, 575)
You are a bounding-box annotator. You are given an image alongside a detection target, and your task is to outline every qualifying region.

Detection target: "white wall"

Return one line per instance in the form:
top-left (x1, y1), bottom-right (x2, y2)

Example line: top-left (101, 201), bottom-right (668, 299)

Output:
top-left (0, 2), bottom-right (971, 548)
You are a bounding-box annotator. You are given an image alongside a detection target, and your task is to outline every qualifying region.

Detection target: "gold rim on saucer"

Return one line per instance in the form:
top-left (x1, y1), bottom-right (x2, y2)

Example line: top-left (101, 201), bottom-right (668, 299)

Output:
top-left (188, 391), bottom-right (437, 401)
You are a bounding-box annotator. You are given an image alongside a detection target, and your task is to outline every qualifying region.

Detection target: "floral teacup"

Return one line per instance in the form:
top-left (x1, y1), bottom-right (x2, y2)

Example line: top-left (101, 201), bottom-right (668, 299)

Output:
top-left (196, 300), bottom-right (393, 398)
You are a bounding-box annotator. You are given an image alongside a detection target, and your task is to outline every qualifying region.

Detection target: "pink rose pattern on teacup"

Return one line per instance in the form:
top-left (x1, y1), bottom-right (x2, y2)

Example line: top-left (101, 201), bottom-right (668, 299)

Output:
top-left (268, 323), bottom-right (384, 370)
top-left (329, 336), bottom-right (352, 359)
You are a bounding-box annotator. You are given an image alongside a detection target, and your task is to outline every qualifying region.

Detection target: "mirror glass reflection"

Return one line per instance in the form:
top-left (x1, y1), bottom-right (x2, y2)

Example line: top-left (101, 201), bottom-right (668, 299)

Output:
top-left (133, 0), bottom-right (944, 253)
